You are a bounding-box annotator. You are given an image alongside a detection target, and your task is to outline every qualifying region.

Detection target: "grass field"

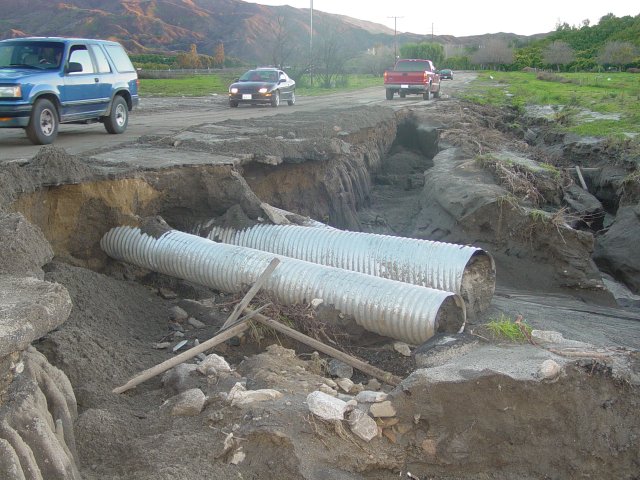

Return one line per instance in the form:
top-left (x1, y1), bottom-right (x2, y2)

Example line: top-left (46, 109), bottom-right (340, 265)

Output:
top-left (462, 71), bottom-right (640, 138)
top-left (139, 73), bottom-right (381, 98)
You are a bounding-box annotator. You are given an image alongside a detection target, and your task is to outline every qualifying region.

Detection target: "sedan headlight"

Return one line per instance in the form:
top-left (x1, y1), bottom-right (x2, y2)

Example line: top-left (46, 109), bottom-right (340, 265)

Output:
top-left (230, 87), bottom-right (238, 94)
top-left (0, 85), bottom-right (22, 98)
top-left (258, 87), bottom-right (268, 94)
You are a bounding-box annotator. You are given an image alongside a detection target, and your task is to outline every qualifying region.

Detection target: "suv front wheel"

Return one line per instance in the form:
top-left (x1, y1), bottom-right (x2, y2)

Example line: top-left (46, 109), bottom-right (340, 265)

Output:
top-left (26, 98), bottom-right (58, 145)
top-left (104, 96), bottom-right (129, 134)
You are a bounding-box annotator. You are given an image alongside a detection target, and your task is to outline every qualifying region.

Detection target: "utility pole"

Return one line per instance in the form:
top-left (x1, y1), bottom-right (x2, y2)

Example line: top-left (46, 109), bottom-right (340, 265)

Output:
top-left (431, 22), bottom-right (434, 40)
top-left (309, 0), bottom-right (313, 87)
top-left (388, 16), bottom-right (403, 59)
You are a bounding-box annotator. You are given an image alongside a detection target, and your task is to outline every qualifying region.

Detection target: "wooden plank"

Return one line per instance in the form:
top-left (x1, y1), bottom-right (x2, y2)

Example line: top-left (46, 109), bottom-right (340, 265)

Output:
top-left (218, 257), bottom-right (280, 331)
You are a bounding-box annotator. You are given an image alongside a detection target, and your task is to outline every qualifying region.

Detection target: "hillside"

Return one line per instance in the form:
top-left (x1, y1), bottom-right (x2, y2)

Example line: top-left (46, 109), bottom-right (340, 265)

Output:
top-left (0, 0), bottom-right (545, 63)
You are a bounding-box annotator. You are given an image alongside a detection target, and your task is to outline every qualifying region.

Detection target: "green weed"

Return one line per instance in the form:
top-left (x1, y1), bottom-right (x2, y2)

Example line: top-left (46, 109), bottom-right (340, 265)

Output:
top-left (486, 314), bottom-right (532, 342)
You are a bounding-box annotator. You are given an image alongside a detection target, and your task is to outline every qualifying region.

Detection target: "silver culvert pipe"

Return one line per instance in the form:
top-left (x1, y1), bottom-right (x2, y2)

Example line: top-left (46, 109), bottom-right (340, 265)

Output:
top-left (205, 223), bottom-right (495, 318)
top-left (101, 226), bottom-right (465, 344)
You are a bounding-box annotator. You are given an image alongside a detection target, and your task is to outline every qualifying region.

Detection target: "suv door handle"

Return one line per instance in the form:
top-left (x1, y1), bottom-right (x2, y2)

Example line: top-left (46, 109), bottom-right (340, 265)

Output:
top-left (94, 77), bottom-right (99, 83)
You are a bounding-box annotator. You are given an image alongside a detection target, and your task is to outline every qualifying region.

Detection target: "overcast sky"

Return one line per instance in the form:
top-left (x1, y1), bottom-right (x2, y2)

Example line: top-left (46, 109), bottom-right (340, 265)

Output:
top-left (245, 0), bottom-right (639, 37)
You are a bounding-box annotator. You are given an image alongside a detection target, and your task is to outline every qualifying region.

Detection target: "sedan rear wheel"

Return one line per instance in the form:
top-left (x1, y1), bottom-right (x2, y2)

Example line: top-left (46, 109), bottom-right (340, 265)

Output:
top-left (287, 91), bottom-right (296, 106)
top-left (271, 90), bottom-right (280, 107)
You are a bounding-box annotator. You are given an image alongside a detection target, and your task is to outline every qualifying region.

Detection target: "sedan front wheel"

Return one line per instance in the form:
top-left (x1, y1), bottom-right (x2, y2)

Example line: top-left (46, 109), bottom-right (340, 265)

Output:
top-left (271, 90), bottom-right (280, 107)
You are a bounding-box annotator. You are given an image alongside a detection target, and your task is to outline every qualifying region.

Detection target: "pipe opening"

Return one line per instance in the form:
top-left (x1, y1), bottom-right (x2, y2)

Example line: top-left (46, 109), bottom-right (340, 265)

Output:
top-left (434, 295), bottom-right (466, 334)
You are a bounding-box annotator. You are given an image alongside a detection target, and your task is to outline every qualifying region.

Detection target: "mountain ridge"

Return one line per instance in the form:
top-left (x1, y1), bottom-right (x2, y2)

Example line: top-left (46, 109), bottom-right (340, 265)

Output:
top-left (0, 0), bottom-right (548, 61)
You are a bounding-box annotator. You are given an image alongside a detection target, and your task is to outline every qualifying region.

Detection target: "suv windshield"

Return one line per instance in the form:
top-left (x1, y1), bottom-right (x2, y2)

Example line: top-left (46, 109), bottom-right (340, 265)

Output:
top-left (0, 41), bottom-right (64, 70)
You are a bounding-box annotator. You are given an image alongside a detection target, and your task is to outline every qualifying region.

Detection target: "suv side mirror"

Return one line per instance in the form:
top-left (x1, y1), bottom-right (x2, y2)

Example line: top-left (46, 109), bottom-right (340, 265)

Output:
top-left (67, 62), bottom-right (83, 74)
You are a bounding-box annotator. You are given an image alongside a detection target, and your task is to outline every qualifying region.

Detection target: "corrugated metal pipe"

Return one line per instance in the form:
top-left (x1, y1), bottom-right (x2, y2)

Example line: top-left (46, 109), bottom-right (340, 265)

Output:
top-left (101, 224), bottom-right (466, 344)
top-left (204, 223), bottom-right (495, 319)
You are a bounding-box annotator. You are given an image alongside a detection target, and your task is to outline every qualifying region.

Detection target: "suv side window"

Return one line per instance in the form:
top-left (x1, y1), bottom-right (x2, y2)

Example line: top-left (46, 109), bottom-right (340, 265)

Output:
top-left (90, 45), bottom-right (112, 73)
top-left (104, 44), bottom-right (135, 73)
top-left (68, 46), bottom-right (95, 74)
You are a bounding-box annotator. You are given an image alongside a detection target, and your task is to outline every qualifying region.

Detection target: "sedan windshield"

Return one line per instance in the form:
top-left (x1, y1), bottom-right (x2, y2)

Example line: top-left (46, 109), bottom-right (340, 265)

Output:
top-left (239, 70), bottom-right (278, 82)
top-left (0, 41), bottom-right (64, 70)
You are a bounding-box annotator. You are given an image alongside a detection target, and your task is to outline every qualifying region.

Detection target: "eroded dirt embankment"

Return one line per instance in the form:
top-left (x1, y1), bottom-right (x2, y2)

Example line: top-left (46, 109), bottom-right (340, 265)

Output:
top-left (1, 100), bottom-right (639, 480)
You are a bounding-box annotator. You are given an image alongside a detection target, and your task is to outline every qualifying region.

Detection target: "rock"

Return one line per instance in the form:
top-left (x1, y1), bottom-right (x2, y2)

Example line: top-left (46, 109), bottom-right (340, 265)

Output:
top-left (166, 388), bottom-right (206, 416)
top-left (318, 384), bottom-right (337, 397)
top-left (307, 391), bottom-right (348, 421)
top-left (594, 204), bottom-right (640, 294)
top-left (538, 359), bottom-right (561, 381)
top-left (369, 400), bottom-right (396, 418)
top-left (531, 330), bottom-right (565, 344)
top-left (563, 184), bottom-right (605, 230)
top-left (158, 287), bottom-right (177, 299)
top-left (227, 382), bottom-right (283, 407)
top-left (367, 379), bottom-right (381, 391)
top-left (169, 306), bottom-right (188, 322)
top-left (310, 298), bottom-right (324, 308)
top-left (0, 212), bottom-right (53, 279)
top-left (393, 342), bottom-right (412, 357)
top-left (355, 390), bottom-right (388, 403)
top-left (414, 333), bottom-right (479, 369)
top-left (161, 363), bottom-right (198, 394)
top-left (323, 378), bottom-right (338, 389)
top-left (178, 298), bottom-right (217, 320)
top-left (347, 409), bottom-right (378, 442)
top-left (336, 378), bottom-right (354, 393)
top-left (0, 275), bottom-right (72, 357)
top-left (197, 353), bottom-right (232, 376)
top-left (187, 317), bottom-right (206, 329)
top-left (327, 359), bottom-right (353, 379)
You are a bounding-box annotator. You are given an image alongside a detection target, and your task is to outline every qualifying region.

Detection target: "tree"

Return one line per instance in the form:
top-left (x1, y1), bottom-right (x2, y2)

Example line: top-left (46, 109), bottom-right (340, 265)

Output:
top-left (176, 44), bottom-right (201, 69)
top-left (543, 41), bottom-right (575, 71)
top-left (598, 41), bottom-right (637, 70)
top-left (214, 43), bottom-right (225, 68)
top-left (471, 39), bottom-right (514, 70)
top-left (512, 45), bottom-right (543, 70)
top-left (314, 22), bottom-right (354, 88)
top-left (399, 42), bottom-right (444, 64)
top-left (269, 16), bottom-right (295, 69)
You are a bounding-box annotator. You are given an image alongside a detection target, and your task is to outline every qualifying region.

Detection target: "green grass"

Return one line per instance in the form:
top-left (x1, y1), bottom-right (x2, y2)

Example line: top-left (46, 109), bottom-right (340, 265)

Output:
top-left (486, 314), bottom-right (532, 342)
top-left (139, 73), bottom-right (381, 98)
top-left (461, 71), bottom-right (640, 139)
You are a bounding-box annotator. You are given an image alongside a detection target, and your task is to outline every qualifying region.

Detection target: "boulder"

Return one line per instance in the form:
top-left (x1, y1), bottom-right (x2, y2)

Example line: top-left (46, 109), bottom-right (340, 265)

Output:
top-left (306, 391), bottom-right (348, 421)
top-left (563, 184), bottom-right (605, 230)
top-left (0, 275), bottom-right (71, 358)
top-left (594, 204), bottom-right (640, 293)
top-left (0, 213), bottom-right (53, 279)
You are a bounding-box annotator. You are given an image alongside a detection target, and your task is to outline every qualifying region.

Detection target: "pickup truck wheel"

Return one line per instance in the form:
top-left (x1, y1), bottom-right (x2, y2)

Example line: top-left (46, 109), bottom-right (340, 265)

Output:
top-left (399, 91), bottom-right (406, 98)
top-left (104, 96), bottom-right (128, 134)
top-left (271, 90), bottom-right (280, 107)
top-left (229, 100), bottom-right (239, 107)
top-left (423, 86), bottom-right (432, 101)
top-left (385, 89), bottom-right (394, 100)
top-left (26, 98), bottom-right (58, 145)
top-left (433, 85), bottom-right (441, 98)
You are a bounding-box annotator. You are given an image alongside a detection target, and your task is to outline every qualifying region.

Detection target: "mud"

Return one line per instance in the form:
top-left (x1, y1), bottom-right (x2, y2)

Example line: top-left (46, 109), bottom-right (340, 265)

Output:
top-left (0, 80), bottom-right (639, 479)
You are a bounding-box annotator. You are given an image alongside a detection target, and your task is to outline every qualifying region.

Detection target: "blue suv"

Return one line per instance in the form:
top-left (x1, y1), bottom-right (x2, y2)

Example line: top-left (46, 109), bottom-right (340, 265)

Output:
top-left (0, 37), bottom-right (139, 144)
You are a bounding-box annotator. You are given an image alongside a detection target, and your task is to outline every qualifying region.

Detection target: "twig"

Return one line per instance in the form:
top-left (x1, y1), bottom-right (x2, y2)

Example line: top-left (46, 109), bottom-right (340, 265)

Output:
top-left (247, 307), bottom-right (403, 387)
